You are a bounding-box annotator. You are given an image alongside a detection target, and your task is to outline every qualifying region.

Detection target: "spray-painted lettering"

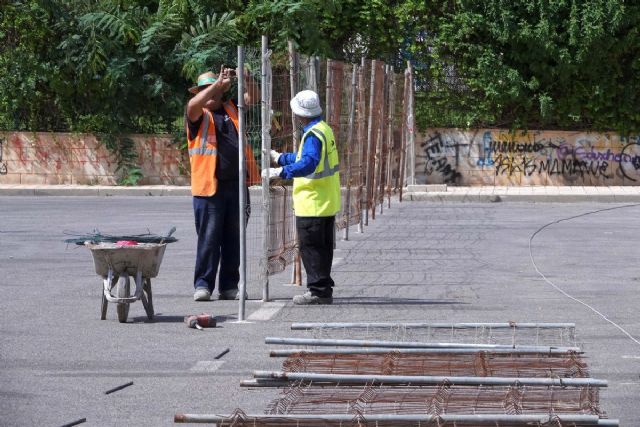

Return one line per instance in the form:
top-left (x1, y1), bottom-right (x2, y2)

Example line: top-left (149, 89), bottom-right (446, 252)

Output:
top-left (0, 138), bottom-right (7, 175)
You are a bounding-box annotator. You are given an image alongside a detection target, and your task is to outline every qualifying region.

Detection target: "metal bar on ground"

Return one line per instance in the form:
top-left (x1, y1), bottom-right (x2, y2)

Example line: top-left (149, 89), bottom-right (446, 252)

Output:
top-left (291, 322), bottom-right (576, 330)
top-left (265, 336), bottom-right (579, 352)
top-left (269, 347), bottom-right (581, 357)
top-left (252, 370), bottom-right (608, 387)
top-left (175, 413), bottom-right (616, 425)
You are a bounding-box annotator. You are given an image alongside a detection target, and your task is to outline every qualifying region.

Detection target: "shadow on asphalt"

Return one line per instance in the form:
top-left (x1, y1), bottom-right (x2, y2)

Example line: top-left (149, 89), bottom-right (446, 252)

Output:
top-left (131, 314), bottom-right (240, 324)
top-left (132, 315), bottom-right (184, 323)
top-left (330, 298), bottom-right (466, 306)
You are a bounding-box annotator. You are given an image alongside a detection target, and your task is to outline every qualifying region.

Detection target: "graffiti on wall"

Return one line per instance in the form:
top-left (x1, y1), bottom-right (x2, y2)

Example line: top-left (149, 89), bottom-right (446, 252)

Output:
top-left (416, 129), bottom-right (640, 185)
top-left (0, 138), bottom-right (7, 175)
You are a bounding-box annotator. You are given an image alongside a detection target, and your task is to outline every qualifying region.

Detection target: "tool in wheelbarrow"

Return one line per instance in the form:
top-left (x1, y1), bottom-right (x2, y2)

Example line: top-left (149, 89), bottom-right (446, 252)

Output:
top-left (65, 227), bottom-right (177, 323)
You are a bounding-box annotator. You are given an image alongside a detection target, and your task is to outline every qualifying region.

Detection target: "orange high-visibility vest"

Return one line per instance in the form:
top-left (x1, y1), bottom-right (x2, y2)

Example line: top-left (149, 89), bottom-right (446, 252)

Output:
top-left (187, 101), bottom-right (260, 196)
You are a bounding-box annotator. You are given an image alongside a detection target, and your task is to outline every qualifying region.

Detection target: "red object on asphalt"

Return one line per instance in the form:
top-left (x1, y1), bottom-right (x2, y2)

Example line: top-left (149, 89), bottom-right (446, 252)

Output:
top-left (185, 314), bottom-right (217, 329)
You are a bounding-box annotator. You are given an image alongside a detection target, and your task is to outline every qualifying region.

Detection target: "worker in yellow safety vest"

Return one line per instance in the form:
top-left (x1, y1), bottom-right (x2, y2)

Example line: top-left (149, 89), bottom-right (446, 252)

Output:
top-left (263, 90), bottom-right (341, 305)
top-left (186, 66), bottom-right (260, 302)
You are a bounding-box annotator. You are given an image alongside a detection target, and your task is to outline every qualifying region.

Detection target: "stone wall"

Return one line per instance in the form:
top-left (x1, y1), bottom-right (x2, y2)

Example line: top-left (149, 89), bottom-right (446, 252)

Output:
top-left (416, 129), bottom-right (640, 186)
top-left (0, 132), bottom-right (189, 185)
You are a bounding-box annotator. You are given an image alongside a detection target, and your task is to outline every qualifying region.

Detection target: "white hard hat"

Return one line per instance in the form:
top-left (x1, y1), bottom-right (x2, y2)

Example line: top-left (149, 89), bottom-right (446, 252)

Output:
top-left (290, 90), bottom-right (322, 117)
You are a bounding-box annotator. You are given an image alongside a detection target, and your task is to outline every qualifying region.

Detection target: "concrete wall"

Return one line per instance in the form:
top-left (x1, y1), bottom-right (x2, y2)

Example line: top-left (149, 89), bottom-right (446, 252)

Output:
top-left (416, 129), bottom-right (640, 186)
top-left (0, 132), bottom-right (189, 185)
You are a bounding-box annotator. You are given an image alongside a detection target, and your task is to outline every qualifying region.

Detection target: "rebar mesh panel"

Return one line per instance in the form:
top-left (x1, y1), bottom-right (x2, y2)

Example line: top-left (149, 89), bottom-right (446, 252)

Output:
top-left (213, 408), bottom-right (605, 427)
top-left (265, 382), bottom-right (603, 417)
top-left (281, 351), bottom-right (589, 378)
top-left (305, 325), bottom-right (578, 348)
top-left (267, 185), bottom-right (297, 275)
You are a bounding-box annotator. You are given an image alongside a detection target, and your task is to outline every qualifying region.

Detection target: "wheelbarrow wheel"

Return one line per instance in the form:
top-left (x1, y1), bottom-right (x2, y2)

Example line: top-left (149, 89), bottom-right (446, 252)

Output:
top-left (116, 275), bottom-right (131, 323)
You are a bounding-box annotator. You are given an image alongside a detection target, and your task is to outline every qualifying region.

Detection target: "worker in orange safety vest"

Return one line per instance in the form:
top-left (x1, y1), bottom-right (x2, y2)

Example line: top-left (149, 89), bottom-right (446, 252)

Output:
top-left (186, 65), bottom-right (260, 302)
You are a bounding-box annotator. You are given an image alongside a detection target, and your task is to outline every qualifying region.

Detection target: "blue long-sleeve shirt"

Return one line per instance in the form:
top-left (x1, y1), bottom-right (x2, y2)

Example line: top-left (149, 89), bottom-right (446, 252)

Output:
top-left (277, 118), bottom-right (322, 179)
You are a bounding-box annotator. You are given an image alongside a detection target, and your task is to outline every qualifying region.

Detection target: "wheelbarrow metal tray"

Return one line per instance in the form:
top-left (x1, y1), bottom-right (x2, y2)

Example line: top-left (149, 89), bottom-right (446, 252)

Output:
top-left (85, 243), bottom-right (167, 278)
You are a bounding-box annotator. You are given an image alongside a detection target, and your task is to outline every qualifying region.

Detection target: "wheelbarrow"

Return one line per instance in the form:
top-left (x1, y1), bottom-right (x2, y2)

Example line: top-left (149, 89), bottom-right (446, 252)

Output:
top-left (85, 242), bottom-right (167, 323)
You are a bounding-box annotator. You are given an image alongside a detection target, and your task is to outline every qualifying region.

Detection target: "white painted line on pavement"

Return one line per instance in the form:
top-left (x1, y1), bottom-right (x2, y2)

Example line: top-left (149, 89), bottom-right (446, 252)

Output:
top-left (332, 257), bottom-right (343, 266)
top-left (190, 361), bottom-right (225, 372)
top-left (247, 301), bottom-right (286, 321)
top-left (621, 355), bottom-right (640, 359)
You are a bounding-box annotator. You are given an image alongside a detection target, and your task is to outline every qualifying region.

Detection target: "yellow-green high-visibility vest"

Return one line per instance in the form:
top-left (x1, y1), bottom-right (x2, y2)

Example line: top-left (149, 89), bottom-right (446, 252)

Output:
top-left (292, 121), bottom-right (341, 217)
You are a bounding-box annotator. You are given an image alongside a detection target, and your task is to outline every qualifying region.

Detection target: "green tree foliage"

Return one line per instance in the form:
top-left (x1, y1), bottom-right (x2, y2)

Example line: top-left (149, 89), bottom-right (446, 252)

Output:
top-left (1, 0), bottom-right (638, 143)
top-left (412, 1), bottom-right (640, 133)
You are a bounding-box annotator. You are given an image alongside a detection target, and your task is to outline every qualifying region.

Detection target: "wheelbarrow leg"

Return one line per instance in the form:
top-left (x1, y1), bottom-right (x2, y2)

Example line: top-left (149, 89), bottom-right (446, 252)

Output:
top-left (141, 277), bottom-right (154, 321)
top-left (101, 272), bottom-right (119, 320)
top-left (101, 290), bottom-right (108, 320)
top-left (116, 273), bottom-right (131, 323)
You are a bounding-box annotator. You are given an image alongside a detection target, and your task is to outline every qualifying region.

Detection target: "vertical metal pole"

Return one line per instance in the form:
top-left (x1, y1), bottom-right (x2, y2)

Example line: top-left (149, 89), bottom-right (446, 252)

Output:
top-left (407, 61), bottom-right (416, 186)
top-left (407, 62), bottom-right (416, 185)
top-left (357, 57), bottom-right (366, 233)
top-left (237, 45), bottom-right (247, 321)
top-left (364, 60), bottom-right (377, 226)
top-left (398, 66), bottom-right (409, 202)
top-left (260, 36), bottom-right (271, 302)
top-left (386, 66), bottom-right (396, 209)
top-left (289, 41), bottom-right (302, 287)
top-left (325, 60), bottom-right (332, 129)
top-left (288, 41), bottom-right (299, 152)
top-left (343, 64), bottom-right (357, 241)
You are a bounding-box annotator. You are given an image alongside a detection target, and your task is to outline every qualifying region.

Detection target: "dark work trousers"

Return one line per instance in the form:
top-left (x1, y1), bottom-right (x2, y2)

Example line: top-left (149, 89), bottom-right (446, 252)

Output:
top-left (296, 215), bottom-right (335, 298)
top-left (192, 183), bottom-right (250, 293)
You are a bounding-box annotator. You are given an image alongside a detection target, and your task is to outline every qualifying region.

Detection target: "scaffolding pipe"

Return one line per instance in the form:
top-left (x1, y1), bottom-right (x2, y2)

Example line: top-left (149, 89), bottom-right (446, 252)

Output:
top-left (237, 45), bottom-right (247, 321)
top-left (291, 322), bottom-right (576, 330)
top-left (265, 337), bottom-right (580, 352)
top-left (269, 347), bottom-right (581, 357)
top-left (175, 413), bottom-right (617, 425)
top-left (252, 370), bottom-right (607, 387)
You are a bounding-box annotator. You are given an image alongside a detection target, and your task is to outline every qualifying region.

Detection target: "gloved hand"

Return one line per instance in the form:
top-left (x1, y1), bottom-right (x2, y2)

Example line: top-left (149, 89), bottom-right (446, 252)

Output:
top-left (269, 149), bottom-right (281, 165)
top-left (261, 167), bottom-right (283, 180)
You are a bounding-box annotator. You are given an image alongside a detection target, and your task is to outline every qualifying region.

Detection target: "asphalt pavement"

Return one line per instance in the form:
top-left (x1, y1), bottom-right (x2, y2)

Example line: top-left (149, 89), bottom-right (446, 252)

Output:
top-left (1, 192), bottom-right (639, 426)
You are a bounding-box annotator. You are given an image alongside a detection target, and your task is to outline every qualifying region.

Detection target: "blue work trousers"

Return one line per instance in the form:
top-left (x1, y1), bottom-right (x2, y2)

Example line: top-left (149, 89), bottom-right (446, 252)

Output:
top-left (192, 183), bottom-right (249, 293)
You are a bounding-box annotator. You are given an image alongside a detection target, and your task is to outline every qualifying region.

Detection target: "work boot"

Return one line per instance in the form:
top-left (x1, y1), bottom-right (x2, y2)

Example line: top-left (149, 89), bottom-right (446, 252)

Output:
top-left (293, 291), bottom-right (333, 305)
top-left (193, 287), bottom-right (211, 301)
top-left (218, 289), bottom-right (249, 300)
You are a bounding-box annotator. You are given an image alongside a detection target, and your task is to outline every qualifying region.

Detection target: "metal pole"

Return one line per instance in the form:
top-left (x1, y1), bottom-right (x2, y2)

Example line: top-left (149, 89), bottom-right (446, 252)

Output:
top-left (175, 413), bottom-right (616, 425)
top-left (386, 65), bottom-right (395, 209)
top-left (407, 61), bottom-right (416, 186)
top-left (291, 322), bottom-right (577, 330)
top-left (252, 370), bottom-right (608, 387)
top-left (364, 60), bottom-right (377, 226)
top-left (260, 35), bottom-right (270, 302)
top-left (288, 41), bottom-right (302, 287)
top-left (237, 45), bottom-right (247, 321)
top-left (398, 65), bottom-right (409, 202)
top-left (357, 57), bottom-right (366, 233)
top-left (343, 64), bottom-right (357, 241)
top-left (264, 336), bottom-right (580, 352)
top-left (269, 347), bottom-right (581, 356)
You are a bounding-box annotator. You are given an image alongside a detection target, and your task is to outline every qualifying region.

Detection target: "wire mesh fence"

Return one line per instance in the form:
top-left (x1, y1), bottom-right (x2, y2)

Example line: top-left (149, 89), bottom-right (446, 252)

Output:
top-left (253, 43), bottom-right (413, 290)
